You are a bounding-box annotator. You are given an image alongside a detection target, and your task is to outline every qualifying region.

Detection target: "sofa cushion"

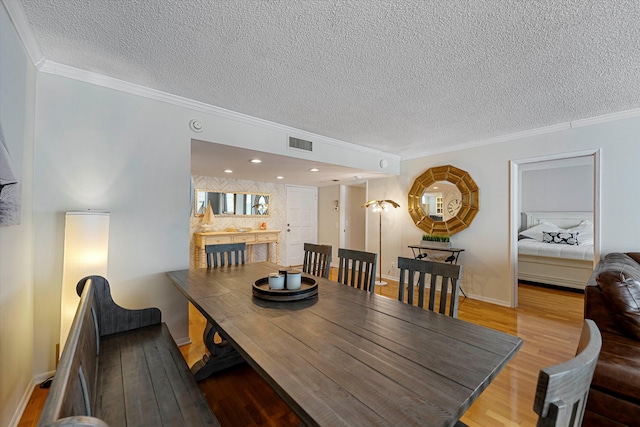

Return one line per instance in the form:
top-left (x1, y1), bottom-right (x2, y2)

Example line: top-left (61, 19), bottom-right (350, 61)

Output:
top-left (598, 272), bottom-right (640, 340)
top-left (591, 332), bottom-right (640, 403)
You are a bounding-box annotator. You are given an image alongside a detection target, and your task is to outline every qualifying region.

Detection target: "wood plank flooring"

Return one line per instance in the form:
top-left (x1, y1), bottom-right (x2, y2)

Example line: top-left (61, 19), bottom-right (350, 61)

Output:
top-left (19, 270), bottom-right (584, 427)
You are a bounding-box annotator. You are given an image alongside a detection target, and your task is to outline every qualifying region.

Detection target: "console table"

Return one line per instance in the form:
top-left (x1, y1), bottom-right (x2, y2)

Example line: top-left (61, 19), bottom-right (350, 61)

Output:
top-left (409, 244), bottom-right (466, 297)
top-left (193, 230), bottom-right (281, 267)
top-left (408, 244), bottom-right (465, 264)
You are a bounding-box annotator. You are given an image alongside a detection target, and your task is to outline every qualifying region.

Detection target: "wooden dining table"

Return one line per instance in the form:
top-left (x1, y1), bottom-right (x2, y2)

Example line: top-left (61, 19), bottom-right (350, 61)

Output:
top-left (166, 262), bottom-right (523, 427)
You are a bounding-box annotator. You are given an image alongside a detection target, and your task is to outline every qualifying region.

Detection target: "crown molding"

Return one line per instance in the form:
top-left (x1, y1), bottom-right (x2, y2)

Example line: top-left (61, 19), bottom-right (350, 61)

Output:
top-left (405, 106), bottom-right (640, 160)
top-left (2, 0), bottom-right (44, 68)
top-left (38, 60), bottom-right (400, 161)
top-left (405, 123), bottom-right (571, 160)
top-left (570, 107), bottom-right (640, 128)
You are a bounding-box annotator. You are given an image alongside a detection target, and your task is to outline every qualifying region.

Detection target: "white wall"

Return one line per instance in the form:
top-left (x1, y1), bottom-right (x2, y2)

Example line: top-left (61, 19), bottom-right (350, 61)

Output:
top-left (0, 5), bottom-right (36, 426)
top-left (32, 74), bottom-right (195, 375)
top-left (365, 120), bottom-right (640, 306)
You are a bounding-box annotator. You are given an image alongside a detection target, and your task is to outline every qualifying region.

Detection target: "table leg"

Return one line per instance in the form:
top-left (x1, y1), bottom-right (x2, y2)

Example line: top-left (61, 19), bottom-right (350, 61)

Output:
top-left (196, 247), bottom-right (206, 268)
top-left (191, 321), bottom-right (245, 381)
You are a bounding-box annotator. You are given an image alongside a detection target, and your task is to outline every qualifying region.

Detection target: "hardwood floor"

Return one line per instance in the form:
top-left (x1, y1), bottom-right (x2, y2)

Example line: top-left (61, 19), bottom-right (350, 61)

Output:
top-left (20, 271), bottom-right (584, 427)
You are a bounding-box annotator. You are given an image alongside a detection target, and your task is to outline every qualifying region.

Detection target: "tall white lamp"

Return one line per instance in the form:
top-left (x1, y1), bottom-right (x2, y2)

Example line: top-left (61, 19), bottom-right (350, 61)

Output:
top-left (60, 211), bottom-right (110, 352)
top-left (362, 199), bottom-right (399, 286)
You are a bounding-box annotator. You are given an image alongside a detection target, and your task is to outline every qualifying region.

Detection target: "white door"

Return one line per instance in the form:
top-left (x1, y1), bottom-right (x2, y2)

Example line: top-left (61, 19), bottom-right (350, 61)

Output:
top-left (286, 186), bottom-right (318, 267)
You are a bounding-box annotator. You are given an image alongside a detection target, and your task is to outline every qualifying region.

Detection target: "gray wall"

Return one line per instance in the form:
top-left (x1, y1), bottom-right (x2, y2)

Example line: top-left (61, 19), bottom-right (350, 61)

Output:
top-left (522, 164), bottom-right (593, 212)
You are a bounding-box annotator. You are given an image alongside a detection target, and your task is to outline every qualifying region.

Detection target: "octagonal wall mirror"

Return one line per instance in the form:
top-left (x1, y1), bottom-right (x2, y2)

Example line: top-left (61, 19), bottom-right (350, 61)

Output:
top-left (408, 165), bottom-right (479, 235)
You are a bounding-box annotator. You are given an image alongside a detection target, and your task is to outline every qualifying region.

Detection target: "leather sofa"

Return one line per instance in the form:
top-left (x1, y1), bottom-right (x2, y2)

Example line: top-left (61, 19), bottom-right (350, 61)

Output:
top-left (583, 252), bottom-right (640, 426)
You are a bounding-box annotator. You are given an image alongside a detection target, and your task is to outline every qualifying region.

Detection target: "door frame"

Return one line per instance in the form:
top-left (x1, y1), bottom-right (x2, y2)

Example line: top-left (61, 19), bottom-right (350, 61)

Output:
top-left (509, 149), bottom-right (601, 307)
top-left (285, 185), bottom-right (318, 267)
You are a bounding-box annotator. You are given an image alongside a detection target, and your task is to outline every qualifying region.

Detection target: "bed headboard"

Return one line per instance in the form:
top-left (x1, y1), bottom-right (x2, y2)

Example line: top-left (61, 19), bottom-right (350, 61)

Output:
top-left (521, 211), bottom-right (593, 231)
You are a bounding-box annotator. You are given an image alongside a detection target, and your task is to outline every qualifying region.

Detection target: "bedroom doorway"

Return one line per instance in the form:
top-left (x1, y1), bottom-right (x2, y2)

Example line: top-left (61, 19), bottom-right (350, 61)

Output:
top-left (509, 149), bottom-right (601, 307)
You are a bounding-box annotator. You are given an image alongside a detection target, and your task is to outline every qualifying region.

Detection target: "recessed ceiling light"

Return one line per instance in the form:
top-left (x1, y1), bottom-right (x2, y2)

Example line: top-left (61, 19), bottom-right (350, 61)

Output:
top-left (250, 159), bottom-right (262, 163)
top-left (224, 169), bottom-right (233, 173)
top-left (309, 168), bottom-right (319, 172)
top-left (276, 176), bottom-right (284, 180)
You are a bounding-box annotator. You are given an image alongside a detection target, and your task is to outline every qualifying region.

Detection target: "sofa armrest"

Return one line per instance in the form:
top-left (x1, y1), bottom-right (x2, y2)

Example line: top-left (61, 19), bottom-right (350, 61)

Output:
top-left (584, 284), bottom-right (625, 336)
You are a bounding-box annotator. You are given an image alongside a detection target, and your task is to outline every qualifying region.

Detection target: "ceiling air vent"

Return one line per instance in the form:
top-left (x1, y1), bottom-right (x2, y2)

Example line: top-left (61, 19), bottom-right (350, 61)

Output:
top-left (289, 137), bottom-right (313, 152)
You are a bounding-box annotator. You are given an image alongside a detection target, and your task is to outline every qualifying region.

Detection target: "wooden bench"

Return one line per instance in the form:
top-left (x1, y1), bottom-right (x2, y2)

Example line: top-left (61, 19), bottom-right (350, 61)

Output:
top-left (39, 275), bottom-right (220, 426)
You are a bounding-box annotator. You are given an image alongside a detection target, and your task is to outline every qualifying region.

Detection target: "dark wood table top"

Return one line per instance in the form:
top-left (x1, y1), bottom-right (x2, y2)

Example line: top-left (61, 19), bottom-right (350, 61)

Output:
top-left (167, 263), bottom-right (523, 427)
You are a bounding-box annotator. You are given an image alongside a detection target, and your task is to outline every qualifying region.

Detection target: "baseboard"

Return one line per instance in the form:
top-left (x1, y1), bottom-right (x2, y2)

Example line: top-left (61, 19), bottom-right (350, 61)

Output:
top-left (10, 377), bottom-right (38, 427)
top-left (462, 292), bottom-right (511, 307)
top-left (520, 280), bottom-right (585, 294)
top-left (175, 336), bottom-right (192, 347)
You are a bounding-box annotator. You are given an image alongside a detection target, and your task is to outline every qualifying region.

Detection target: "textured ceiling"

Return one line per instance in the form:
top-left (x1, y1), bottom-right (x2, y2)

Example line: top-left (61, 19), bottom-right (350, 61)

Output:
top-left (16, 0), bottom-right (640, 158)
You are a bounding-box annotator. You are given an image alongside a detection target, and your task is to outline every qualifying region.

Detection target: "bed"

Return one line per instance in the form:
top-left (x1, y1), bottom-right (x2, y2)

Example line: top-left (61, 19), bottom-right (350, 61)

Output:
top-left (518, 211), bottom-right (595, 290)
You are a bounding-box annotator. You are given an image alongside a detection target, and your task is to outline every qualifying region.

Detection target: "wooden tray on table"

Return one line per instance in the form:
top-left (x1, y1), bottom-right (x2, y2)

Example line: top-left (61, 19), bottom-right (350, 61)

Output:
top-left (252, 276), bottom-right (318, 301)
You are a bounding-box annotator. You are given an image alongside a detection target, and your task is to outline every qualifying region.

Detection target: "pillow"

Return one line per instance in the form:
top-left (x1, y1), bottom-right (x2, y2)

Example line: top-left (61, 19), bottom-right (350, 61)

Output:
top-left (542, 231), bottom-right (579, 245)
top-left (598, 272), bottom-right (640, 340)
top-left (568, 220), bottom-right (594, 245)
top-left (519, 221), bottom-right (562, 241)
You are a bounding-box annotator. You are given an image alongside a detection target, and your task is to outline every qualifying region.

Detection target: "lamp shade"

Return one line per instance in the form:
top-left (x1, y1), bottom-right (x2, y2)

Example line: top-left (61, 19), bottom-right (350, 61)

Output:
top-left (60, 211), bottom-right (110, 352)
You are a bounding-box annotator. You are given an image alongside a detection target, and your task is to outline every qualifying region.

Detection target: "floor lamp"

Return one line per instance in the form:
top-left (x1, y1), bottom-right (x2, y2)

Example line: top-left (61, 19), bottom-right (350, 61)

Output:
top-left (60, 211), bottom-right (110, 354)
top-left (362, 199), bottom-right (399, 286)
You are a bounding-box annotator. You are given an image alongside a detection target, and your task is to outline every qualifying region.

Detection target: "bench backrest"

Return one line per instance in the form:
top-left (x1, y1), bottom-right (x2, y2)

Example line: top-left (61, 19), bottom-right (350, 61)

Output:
top-left (40, 278), bottom-right (100, 425)
top-left (39, 276), bottom-right (162, 426)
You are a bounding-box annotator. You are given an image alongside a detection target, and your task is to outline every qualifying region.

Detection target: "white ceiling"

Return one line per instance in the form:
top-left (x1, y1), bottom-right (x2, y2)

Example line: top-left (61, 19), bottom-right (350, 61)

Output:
top-left (12, 0), bottom-right (640, 184)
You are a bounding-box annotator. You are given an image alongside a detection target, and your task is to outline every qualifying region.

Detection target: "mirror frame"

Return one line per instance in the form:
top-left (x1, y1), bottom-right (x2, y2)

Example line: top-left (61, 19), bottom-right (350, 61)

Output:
top-left (408, 165), bottom-right (479, 236)
top-left (194, 189), bottom-right (271, 218)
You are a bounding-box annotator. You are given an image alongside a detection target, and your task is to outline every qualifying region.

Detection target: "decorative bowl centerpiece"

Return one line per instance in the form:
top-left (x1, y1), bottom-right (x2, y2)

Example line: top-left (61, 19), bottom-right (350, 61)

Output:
top-left (253, 272), bottom-right (317, 301)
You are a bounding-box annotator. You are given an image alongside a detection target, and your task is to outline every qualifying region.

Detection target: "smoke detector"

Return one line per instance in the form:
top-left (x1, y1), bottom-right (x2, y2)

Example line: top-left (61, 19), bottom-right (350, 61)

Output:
top-left (189, 119), bottom-right (203, 132)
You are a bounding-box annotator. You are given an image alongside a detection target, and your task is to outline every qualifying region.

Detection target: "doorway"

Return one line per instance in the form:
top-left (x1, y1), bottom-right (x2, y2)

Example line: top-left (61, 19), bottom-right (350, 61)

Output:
top-left (509, 149), bottom-right (601, 307)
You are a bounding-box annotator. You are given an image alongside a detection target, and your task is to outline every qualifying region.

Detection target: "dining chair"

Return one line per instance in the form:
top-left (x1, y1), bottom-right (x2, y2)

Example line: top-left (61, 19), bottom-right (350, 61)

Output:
top-left (302, 243), bottom-right (332, 279)
top-left (336, 248), bottom-right (378, 293)
top-left (205, 242), bottom-right (246, 268)
top-left (397, 256), bottom-right (462, 317)
top-left (533, 319), bottom-right (602, 427)
top-left (456, 319), bottom-right (602, 427)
